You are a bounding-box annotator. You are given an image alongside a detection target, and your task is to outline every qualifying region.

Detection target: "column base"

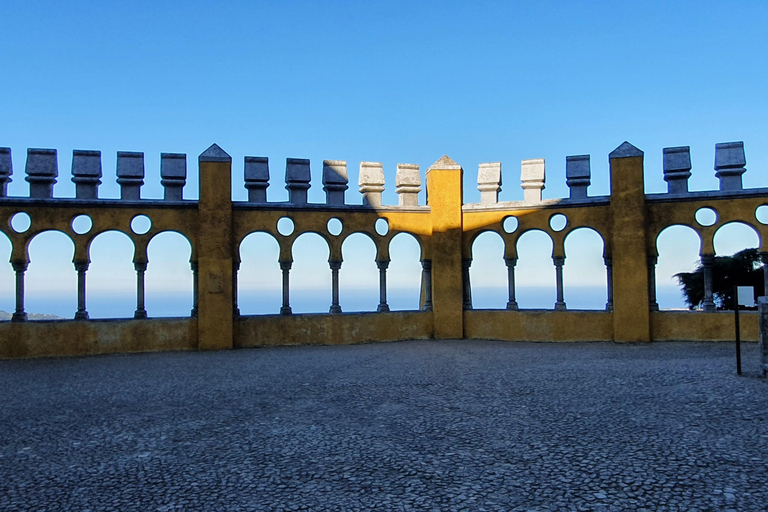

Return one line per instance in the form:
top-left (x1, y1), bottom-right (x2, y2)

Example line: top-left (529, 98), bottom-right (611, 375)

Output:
top-left (280, 306), bottom-right (292, 315)
top-left (134, 310), bottom-right (147, 319)
top-left (329, 305), bottom-right (342, 314)
top-left (377, 304), bottom-right (390, 313)
top-left (506, 301), bottom-right (518, 310)
top-left (554, 302), bottom-right (567, 311)
top-left (11, 312), bottom-right (27, 322)
top-left (74, 311), bottom-right (89, 320)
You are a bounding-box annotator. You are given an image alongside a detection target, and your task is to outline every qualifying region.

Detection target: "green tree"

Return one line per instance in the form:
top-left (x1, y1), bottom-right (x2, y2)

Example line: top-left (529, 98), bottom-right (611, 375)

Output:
top-left (675, 248), bottom-right (764, 310)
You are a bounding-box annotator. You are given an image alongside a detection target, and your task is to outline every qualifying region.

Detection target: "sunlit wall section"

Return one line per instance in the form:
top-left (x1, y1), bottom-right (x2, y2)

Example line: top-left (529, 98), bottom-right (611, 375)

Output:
top-left (87, 231), bottom-right (136, 318)
top-left (655, 226), bottom-right (701, 309)
top-left (238, 232), bottom-right (281, 315)
top-left (387, 233), bottom-right (422, 311)
top-left (515, 230), bottom-right (555, 309)
top-left (0, 233), bottom-right (13, 316)
top-left (340, 233), bottom-right (378, 312)
top-left (290, 232), bottom-right (331, 313)
top-left (469, 231), bottom-right (506, 309)
top-left (26, 231), bottom-right (76, 318)
top-left (563, 228), bottom-right (607, 310)
top-left (145, 232), bottom-right (193, 317)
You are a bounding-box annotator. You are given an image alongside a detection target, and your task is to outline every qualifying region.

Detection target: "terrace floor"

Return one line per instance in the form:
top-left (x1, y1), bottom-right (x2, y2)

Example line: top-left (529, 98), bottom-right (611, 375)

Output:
top-left (1, 340), bottom-right (767, 511)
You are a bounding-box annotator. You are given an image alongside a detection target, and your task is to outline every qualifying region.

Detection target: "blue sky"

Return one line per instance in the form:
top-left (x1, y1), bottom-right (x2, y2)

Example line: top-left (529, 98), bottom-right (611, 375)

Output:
top-left (1, 1), bottom-right (767, 316)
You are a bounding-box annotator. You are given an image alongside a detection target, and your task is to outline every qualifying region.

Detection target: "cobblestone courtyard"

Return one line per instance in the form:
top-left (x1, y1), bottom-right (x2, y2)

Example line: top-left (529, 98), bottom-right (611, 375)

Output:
top-left (1, 340), bottom-right (766, 511)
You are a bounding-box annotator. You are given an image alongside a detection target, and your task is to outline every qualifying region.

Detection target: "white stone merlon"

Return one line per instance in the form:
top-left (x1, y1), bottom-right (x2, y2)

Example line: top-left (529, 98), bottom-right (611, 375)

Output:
top-left (396, 163), bottom-right (421, 207)
top-left (521, 158), bottom-right (545, 204)
top-left (117, 152), bottom-right (145, 201)
top-left (477, 162), bottom-right (501, 205)
top-left (25, 148), bottom-right (58, 199)
top-left (663, 146), bottom-right (691, 194)
top-left (565, 155), bottom-right (590, 199)
top-left (285, 158), bottom-right (311, 204)
top-left (0, 147), bottom-right (11, 197)
top-left (715, 141), bottom-right (746, 191)
top-left (71, 150), bottom-right (102, 200)
top-left (244, 156), bottom-right (269, 203)
top-left (359, 161), bottom-right (385, 207)
top-left (160, 153), bottom-right (187, 201)
top-left (323, 160), bottom-right (349, 206)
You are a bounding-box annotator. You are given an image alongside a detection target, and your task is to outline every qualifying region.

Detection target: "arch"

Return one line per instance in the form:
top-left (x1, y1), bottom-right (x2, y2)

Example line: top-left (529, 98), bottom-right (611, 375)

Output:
top-left (290, 232), bottom-right (331, 313)
top-left (655, 225), bottom-right (702, 309)
top-left (515, 229), bottom-right (555, 309)
top-left (388, 232), bottom-right (423, 311)
top-left (0, 231), bottom-right (13, 316)
top-left (145, 231), bottom-right (193, 317)
top-left (713, 222), bottom-right (760, 256)
top-left (26, 230), bottom-right (77, 319)
top-left (340, 232), bottom-right (378, 312)
top-left (469, 230), bottom-right (507, 309)
top-left (562, 227), bottom-right (607, 310)
top-left (238, 231), bottom-right (281, 315)
top-left (87, 230), bottom-right (136, 318)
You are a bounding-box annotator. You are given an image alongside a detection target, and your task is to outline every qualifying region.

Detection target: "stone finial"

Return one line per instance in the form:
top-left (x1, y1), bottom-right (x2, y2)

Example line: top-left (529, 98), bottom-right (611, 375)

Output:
top-left (662, 146), bottom-right (691, 194)
top-left (25, 148), bottom-right (58, 199)
top-left (359, 161), bottom-right (385, 207)
top-left (715, 141), bottom-right (746, 191)
top-left (244, 156), bottom-right (269, 203)
top-left (285, 158), bottom-right (311, 204)
top-left (565, 155), bottom-right (590, 199)
top-left (609, 141), bottom-right (644, 158)
top-left (0, 147), bottom-right (11, 198)
top-left (199, 143), bottom-right (231, 163)
top-left (160, 153), bottom-right (187, 201)
top-left (116, 152), bottom-right (145, 200)
top-left (521, 158), bottom-right (545, 204)
top-left (396, 163), bottom-right (421, 207)
top-left (71, 150), bottom-right (102, 200)
top-left (477, 162), bottom-right (501, 205)
top-left (323, 160), bottom-right (348, 206)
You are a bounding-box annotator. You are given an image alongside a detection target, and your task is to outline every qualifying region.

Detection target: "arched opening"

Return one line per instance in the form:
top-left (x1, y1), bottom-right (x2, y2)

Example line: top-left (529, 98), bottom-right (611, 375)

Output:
top-left (712, 222), bottom-right (762, 308)
top-left (713, 222), bottom-right (760, 256)
top-left (238, 232), bottom-right (281, 315)
top-left (388, 232), bottom-right (422, 311)
top-left (87, 231), bottom-right (136, 318)
top-left (340, 233), bottom-right (378, 312)
top-left (656, 225), bottom-right (702, 309)
top-left (290, 232), bottom-right (331, 313)
top-left (515, 230), bottom-right (555, 309)
top-left (469, 231), bottom-right (506, 309)
top-left (145, 231), bottom-right (193, 317)
top-left (563, 228), bottom-right (607, 310)
top-left (0, 233), bottom-right (13, 317)
top-left (26, 231), bottom-right (76, 318)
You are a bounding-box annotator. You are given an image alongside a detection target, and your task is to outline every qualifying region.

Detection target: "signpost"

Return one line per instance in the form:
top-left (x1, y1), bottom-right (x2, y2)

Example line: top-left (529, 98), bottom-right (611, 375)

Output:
top-left (735, 286), bottom-right (754, 376)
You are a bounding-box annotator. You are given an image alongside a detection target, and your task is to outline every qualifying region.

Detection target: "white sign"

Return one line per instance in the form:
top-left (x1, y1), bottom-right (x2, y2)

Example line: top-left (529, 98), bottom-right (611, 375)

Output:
top-left (737, 286), bottom-right (754, 306)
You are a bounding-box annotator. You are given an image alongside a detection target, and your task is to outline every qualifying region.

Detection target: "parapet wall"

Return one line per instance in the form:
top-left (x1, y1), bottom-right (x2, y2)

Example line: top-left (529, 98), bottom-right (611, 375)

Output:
top-left (1, 141), bottom-right (766, 358)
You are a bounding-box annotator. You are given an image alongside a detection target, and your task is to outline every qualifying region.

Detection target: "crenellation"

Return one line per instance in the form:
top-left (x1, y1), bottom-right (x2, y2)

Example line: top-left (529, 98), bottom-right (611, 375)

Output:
top-left (160, 153), bottom-right (187, 201)
top-left (477, 162), bottom-right (501, 205)
top-left (323, 160), bottom-right (348, 206)
top-left (396, 163), bottom-right (421, 207)
top-left (25, 148), bottom-right (58, 199)
top-left (285, 158), bottom-right (311, 204)
top-left (521, 158), bottom-right (545, 204)
top-left (244, 156), bottom-right (269, 203)
top-left (662, 146), bottom-right (691, 195)
top-left (71, 150), bottom-right (102, 200)
top-left (715, 141), bottom-right (746, 191)
top-left (565, 155), bottom-right (590, 199)
top-left (116, 152), bottom-right (145, 200)
top-left (0, 147), bottom-right (11, 197)
top-left (359, 161), bottom-right (385, 207)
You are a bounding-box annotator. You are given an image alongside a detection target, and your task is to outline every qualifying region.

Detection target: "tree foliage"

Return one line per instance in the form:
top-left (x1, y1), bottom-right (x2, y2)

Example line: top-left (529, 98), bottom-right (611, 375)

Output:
top-left (674, 248), bottom-right (764, 310)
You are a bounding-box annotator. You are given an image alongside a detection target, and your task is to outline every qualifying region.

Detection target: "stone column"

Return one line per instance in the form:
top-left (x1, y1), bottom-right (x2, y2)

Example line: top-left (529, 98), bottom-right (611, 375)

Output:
top-left (477, 162), bottom-right (501, 205)
top-left (329, 260), bottom-right (342, 314)
top-left (462, 259), bottom-right (472, 310)
top-left (0, 147), bottom-right (12, 198)
top-left (286, 158), bottom-right (311, 204)
top-left (758, 297), bottom-right (768, 378)
top-left (71, 150), bottom-right (102, 199)
top-left (244, 156), bottom-right (269, 203)
top-left (701, 254), bottom-right (716, 312)
top-left (663, 146), bottom-right (691, 194)
top-left (280, 261), bottom-right (292, 315)
top-left (11, 261), bottom-right (27, 322)
top-left (521, 158), bottom-right (545, 204)
top-left (161, 153), bottom-right (187, 201)
top-left (714, 142), bottom-right (746, 191)
top-left (117, 152), bottom-right (145, 200)
top-left (566, 155), bottom-right (591, 199)
top-left (553, 257), bottom-right (567, 311)
top-left (359, 162), bottom-right (385, 207)
top-left (504, 257), bottom-right (519, 310)
top-left (74, 261), bottom-right (89, 320)
top-left (134, 261), bottom-right (147, 319)
top-left (420, 259), bottom-right (433, 312)
top-left (396, 164), bottom-right (421, 207)
top-left (604, 257), bottom-right (614, 312)
top-left (323, 160), bottom-right (348, 206)
top-left (190, 260), bottom-right (199, 317)
top-left (25, 148), bottom-right (58, 199)
top-left (648, 256), bottom-right (659, 311)
top-left (377, 260), bottom-right (390, 313)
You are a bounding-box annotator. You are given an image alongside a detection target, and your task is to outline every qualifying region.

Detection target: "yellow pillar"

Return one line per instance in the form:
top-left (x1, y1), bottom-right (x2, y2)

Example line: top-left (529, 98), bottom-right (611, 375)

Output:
top-left (609, 142), bottom-right (651, 342)
top-left (426, 155), bottom-right (464, 339)
top-left (197, 143), bottom-right (234, 350)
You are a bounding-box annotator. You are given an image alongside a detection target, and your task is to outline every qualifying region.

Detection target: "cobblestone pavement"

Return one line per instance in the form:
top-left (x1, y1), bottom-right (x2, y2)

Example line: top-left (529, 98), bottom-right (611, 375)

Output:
top-left (1, 340), bottom-right (767, 511)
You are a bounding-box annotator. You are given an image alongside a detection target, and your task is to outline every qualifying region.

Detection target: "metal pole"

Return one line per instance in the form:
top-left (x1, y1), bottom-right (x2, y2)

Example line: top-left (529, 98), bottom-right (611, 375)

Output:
top-left (734, 285), bottom-right (742, 375)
